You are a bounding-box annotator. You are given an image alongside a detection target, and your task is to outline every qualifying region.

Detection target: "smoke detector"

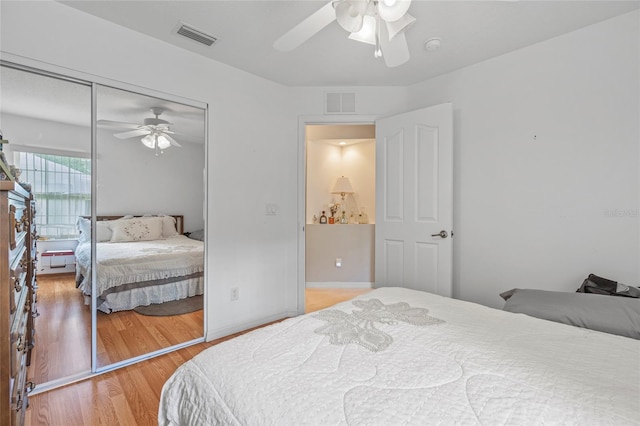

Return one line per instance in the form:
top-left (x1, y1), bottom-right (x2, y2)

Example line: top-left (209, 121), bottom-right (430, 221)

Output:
top-left (424, 38), bottom-right (442, 52)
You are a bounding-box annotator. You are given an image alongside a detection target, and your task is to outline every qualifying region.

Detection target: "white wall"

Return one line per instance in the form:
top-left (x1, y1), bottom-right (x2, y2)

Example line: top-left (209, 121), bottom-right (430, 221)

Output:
top-left (406, 10), bottom-right (640, 308)
top-left (1, 113), bottom-right (91, 155)
top-left (306, 140), bottom-right (375, 224)
top-left (306, 224), bottom-right (374, 285)
top-left (96, 129), bottom-right (205, 232)
top-left (342, 141), bottom-right (375, 223)
top-left (306, 141), bottom-right (342, 223)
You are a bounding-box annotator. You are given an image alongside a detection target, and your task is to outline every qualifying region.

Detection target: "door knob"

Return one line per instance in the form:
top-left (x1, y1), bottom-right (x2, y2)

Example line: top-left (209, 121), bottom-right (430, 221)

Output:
top-left (431, 230), bottom-right (448, 239)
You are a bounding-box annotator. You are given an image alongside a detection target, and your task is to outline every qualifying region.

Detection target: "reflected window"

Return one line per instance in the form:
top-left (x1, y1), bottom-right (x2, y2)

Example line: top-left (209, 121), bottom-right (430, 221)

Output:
top-left (13, 150), bottom-right (91, 239)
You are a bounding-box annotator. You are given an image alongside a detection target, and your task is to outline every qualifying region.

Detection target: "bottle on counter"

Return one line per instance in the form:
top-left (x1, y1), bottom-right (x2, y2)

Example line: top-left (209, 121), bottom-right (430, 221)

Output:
top-left (340, 211), bottom-right (348, 224)
top-left (358, 207), bottom-right (369, 224)
top-left (319, 211), bottom-right (327, 224)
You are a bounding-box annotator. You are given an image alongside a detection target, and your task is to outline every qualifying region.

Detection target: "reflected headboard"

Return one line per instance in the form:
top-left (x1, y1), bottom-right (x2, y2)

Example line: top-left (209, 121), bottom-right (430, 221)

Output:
top-left (84, 215), bottom-right (185, 235)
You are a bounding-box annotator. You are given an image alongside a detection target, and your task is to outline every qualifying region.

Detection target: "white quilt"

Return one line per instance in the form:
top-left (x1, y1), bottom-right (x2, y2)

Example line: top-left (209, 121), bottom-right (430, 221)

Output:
top-left (75, 235), bottom-right (204, 312)
top-left (159, 287), bottom-right (640, 426)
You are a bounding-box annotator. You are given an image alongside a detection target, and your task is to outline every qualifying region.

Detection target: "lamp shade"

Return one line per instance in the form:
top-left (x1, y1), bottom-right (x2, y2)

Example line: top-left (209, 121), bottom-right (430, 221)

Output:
top-left (334, 0), bottom-right (366, 33)
top-left (348, 15), bottom-right (376, 45)
top-left (141, 134), bottom-right (156, 149)
top-left (332, 176), bottom-right (354, 195)
top-left (156, 134), bottom-right (171, 150)
top-left (377, 0), bottom-right (412, 22)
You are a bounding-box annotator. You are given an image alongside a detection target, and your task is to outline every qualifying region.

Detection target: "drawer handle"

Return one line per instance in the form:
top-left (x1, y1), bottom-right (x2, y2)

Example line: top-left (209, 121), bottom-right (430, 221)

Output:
top-left (25, 381), bottom-right (36, 393)
top-left (15, 395), bottom-right (23, 411)
top-left (9, 205), bottom-right (17, 249)
top-left (32, 310), bottom-right (40, 318)
top-left (14, 278), bottom-right (23, 293)
top-left (16, 336), bottom-right (25, 352)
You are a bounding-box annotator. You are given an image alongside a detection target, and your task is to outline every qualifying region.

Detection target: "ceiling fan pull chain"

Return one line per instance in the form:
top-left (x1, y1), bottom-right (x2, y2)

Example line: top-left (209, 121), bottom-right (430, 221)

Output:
top-left (374, 14), bottom-right (382, 58)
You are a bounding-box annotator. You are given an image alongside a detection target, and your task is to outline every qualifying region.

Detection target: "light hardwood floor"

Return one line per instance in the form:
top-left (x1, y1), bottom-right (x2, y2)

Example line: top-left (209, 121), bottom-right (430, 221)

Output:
top-left (28, 274), bottom-right (204, 384)
top-left (25, 281), bottom-right (369, 426)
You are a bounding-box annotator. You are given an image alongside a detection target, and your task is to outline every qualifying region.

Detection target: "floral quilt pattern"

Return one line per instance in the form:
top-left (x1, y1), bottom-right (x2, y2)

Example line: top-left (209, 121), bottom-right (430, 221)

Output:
top-left (314, 298), bottom-right (444, 352)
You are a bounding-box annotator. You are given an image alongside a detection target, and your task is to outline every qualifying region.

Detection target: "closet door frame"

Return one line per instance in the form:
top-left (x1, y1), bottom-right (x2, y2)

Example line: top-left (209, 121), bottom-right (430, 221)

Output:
top-left (1, 53), bottom-right (209, 394)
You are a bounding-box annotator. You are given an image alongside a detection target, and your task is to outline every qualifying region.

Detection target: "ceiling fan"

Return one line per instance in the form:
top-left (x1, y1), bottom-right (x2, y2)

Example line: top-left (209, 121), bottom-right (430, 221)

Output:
top-left (97, 107), bottom-right (182, 155)
top-left (273, 0), bottom-right (415, 68)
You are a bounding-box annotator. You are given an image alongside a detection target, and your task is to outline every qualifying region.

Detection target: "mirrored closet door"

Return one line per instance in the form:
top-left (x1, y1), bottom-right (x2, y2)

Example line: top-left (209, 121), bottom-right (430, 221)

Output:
top-left (1, 61), bottom-right (207, 390)
top-left (94, 85), bottom-right (206, 369)
top-left (0, 64), bottom-right (93, 385)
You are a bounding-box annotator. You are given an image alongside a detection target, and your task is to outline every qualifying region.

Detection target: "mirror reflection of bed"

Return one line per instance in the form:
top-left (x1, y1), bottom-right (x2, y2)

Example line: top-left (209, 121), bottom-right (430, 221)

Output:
top-left (94, 85), bottom-right (206, 367)
top-left (76, 214), bottom-right (205, 365)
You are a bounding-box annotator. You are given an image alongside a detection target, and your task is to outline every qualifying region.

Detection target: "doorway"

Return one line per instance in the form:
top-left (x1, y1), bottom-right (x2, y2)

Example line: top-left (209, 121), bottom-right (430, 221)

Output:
top-left (303, 123), bottom-right (376, 305)
top-left (297, 104), bottom-right (454, 313)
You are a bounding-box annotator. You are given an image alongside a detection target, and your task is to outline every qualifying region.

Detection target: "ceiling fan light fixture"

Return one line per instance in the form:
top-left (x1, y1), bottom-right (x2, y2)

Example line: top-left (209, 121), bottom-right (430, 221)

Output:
top-left (156, 135), bottom-right (171, 150)
top-left (377, 0), bottom-right (412, 22)
top-left (141, 134), bottom-right (156, 149)
top-left (348, 15), bottom-right (376, 45)
top-left (334, 0), bottom-right (366, 33)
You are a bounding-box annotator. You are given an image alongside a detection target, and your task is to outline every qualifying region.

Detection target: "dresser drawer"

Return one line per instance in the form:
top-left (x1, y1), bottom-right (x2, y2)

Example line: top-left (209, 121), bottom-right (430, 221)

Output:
top-left (10, 351), bottom-right (28, 426)
top-left (7, 193), bottom-right (27, 251)
top-left (10, 293), bottom-right (29, 380)
top-left (8, 246), bottom-right (28, 322)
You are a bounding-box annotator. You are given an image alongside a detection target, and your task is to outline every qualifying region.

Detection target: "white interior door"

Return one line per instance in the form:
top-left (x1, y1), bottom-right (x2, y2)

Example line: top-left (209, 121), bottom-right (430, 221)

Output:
top-left (375, 103), bottom-right (453, 297)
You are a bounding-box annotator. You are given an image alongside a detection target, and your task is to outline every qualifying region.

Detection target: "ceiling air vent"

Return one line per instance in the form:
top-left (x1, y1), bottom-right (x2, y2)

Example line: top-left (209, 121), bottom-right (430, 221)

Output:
top-left (176, 23), bottom-right (217, 47)
top-left (325, 92), bottom-right (356, 114)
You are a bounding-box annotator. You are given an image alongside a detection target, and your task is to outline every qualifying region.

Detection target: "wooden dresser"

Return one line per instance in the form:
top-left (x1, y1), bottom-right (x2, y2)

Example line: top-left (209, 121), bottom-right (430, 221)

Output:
top-left (1, 181), bottom-right (37, 426)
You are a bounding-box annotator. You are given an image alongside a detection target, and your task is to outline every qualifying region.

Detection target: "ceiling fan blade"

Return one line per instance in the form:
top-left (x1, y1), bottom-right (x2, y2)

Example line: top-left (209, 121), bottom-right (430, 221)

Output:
top-left (113, 129), bottom-right (150, 139)
top-left (164, 133), bottom-right (182, 147)
top-left (97, 119), bottom-right (141, 130)
top-left (380, 24), bottom-right (410, 68)
top-left (273, 1), bottom-right (336, 51)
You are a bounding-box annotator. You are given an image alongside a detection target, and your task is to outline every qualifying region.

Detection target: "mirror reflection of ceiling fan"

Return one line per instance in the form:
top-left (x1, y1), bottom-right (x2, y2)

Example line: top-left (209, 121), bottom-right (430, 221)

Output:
top-left (97, 107), bottom-right (182, 155)
top-left (273, 0), bottom-right (416, 67)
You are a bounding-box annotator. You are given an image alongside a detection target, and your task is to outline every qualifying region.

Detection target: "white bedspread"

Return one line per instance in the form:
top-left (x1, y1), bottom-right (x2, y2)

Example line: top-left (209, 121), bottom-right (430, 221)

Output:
top-left (159, 287), bottom-right (640, 426)
top-left (75, 235), bottom-right (204, 312)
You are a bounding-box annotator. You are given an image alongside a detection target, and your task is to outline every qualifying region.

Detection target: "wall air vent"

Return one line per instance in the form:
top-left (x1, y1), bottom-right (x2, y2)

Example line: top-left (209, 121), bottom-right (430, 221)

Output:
top-left (176, 23), bottom-right (217, 47)
top-left (325, 92), bottom-right (356, 114)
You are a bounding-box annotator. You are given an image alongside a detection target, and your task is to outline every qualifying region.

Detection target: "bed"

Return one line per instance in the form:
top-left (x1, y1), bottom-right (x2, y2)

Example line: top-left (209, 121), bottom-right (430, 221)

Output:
top-left (159, 287), bottom-right (640, 425)
top-left (75, 215), bottom-right (204, 313)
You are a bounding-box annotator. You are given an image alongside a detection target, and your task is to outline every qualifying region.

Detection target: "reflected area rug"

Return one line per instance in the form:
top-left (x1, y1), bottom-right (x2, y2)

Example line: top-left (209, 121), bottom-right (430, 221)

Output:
top-left (134, 295), bottom-right (203, 316)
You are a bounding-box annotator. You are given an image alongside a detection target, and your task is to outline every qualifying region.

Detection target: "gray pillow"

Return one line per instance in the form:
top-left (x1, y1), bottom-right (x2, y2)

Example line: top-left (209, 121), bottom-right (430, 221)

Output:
top-left (187, 229), bottom-right (204, 241)
top-left (502, 289), bottom-right (640, 340)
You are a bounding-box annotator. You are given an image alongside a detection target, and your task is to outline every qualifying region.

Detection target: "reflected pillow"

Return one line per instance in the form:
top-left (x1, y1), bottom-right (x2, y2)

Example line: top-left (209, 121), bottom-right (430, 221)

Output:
top-left (161, 215), bottom-right (179, 238)
top-left (110, 217), bottom-right (163, 242)
top-left (187, 229), bottom-right (204, 241)
top-left (77, 217), bottom-right (90, 243)
top-left (98, 216), bottom-right (133, 242)
top-left (96, 221), bottom-right (112, 242)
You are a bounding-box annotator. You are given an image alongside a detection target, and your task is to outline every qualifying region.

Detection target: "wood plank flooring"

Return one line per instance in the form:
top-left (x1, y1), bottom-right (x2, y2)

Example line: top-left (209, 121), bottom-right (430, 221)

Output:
top-left (28, 274), bottom-right (204, 384)
top-left (25, 285), bottom-right (369, 426)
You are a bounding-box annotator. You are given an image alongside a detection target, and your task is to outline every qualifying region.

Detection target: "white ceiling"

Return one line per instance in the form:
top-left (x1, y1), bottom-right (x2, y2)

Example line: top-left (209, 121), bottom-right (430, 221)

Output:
top-left (60, 0), bottom-right (640, 87)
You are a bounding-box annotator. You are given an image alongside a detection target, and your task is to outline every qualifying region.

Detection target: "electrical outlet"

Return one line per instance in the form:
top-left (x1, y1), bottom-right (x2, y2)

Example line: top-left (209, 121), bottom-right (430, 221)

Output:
top-left (336, 258), bottom-right (342, 268)
top-left (230, 287), bottom-right (239, 301)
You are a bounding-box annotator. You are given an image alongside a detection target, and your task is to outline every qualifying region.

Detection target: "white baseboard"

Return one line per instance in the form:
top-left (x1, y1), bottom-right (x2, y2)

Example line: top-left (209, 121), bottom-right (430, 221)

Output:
top-left (306, 282), bottom-right (373, 289)
top-left (205, 311), bottom-right (298, 342)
